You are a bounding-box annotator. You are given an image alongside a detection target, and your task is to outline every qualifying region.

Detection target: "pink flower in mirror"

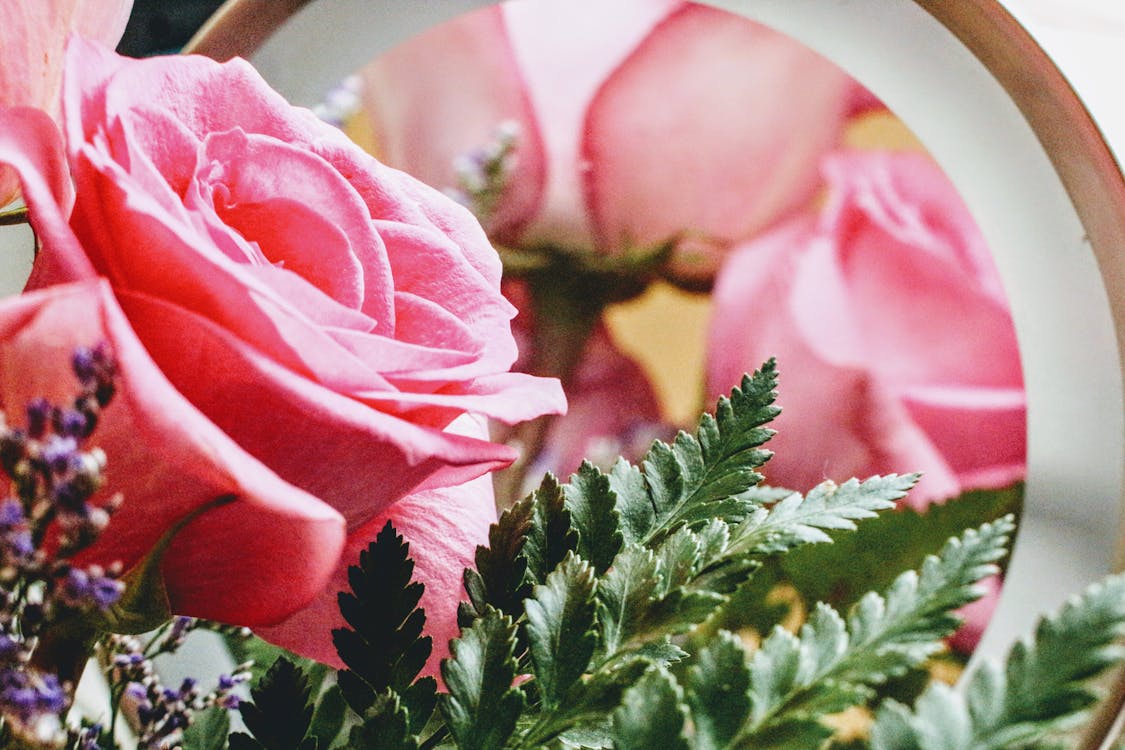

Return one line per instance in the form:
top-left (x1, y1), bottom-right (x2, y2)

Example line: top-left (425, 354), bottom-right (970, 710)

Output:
top-left (707, 150), bottom-right (1026, 508)
top-left (362, 0), bottom-right (868, 285)
top-left (0, 0), bottom-right (133, 206)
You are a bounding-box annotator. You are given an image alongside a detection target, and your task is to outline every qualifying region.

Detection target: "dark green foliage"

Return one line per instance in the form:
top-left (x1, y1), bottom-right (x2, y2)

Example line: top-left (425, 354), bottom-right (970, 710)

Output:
top-left (781, 482), bottom-right (1023, 610)
top-left (332, 522), bottom-right (434, 729)
top-left (687, 631), bottom-right (752, 750)
top-left (180, 707), bottom-right (230, 750)
top-left (440, 608), bottom-right (525, 750)
top-left (612, 667), bottom-right (690, 750)
top-left (638, 364), bottom-right (780, 541)
top-left (524, 474), bottom-right (579, 584)
top-left (344, 691), bottom-right (417, 750)
top-left (564, 463), bottom-right (623, 574)
top-left (269, 363), bottom-right (1125, 750)
top-left (525, 553), bottom-right (598, 709)
top-left (870, 573), bottom-right (1125, 750)
top-left (229, 657), bottom-right (318, 750)
top-left (461, 495), bottom-right (534, 625)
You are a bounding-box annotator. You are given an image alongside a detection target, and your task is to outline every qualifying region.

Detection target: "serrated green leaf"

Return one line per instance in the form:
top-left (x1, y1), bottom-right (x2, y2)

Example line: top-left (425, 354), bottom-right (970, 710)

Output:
top-left (181, 706), bottom-right (230, 750)
top-left (836, 517), bottom-right (1013, 685)
top-left (607, 458), bottom-right (654, 546)
top-left (600, 363), bottom-right (778, 550)
top-left (726, 475), bottom-right (917, 560)
top-left (688, 631), bottom-right (752, 750)
top-left (781, 483), bottom-right (1023, 612)
top-left (738, 717), bottom-right (836, 750)
top-left (870, 573), bottom-right (1125, 750)
top-left (520, 657), bottom-right (653, 748)
top-left (440, 608), bottom-right (525, 750)
top-left (565, 463), bottom-right (624, 574)
top-left (526, 553), bottom-right (599, 709)
top-left (727, 519), bottom-right (1012, 746)
top-left (308, 682), bottom-right (349, 750)
top-left (696, 364), bottom-right (781, 498)
top-left (526, 474), bottom-right (579, 584)
top-left (344, 689), bottom-right (417, 750)
top-left (654, 526), bottom-right (704, 596)
top-left (596, 546), bottom-right (661, 655)
top-left (332, 522), bottom-right (432, 719)
top-left (238, 657), bottom-right (316, 750)
top-left (466, 497), bottom-right (534, 622)
top-left (612, 667), bottom-right (690, 750)
top-left (635, 638), bottom-right (689, 666)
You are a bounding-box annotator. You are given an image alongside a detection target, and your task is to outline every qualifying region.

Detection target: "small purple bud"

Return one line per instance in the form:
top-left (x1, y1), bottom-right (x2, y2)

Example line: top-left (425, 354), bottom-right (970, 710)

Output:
top-left (40, 435), bottom-right (78, 474)
top-left (0, 499), bottom-right (23, 529)
top-left (0, 634), bottom-right (22, 663)
top-left (54, 409), bottom-right (87, 439)
top-left (25, 399), bottom-right (50, 439)
top-left (90, 576), bottom-right (123, 610)
top-left (72, 347), bottom-right (97, 385)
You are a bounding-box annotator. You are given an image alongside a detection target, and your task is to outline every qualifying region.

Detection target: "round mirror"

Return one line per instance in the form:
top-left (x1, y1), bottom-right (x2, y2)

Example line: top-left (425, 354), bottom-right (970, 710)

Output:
top-left (191, 0), bottom-right (1124, 693)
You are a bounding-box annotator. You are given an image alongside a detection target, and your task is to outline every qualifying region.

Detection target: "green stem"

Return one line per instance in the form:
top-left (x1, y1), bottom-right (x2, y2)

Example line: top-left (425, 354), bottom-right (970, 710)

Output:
top-left (0, 207), bottom-right (29, 226)
top-left (493, 262), bottom-right (610, 507)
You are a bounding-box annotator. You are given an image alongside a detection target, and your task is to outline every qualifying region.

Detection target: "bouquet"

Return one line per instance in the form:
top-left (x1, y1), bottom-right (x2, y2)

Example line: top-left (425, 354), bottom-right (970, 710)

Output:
top-left (0, 2), bottom-right (1119, 749)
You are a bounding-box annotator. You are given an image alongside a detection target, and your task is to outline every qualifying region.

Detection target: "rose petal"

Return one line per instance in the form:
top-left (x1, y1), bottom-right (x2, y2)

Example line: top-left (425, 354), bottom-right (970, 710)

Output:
top-left (500, 0), bottom-right (678, 249)
top-left (583, 4), bottom-right (852, 277)
top-left (0, 107), bottom-right (92, 284)
top-left (0, 280), bottom-right (346, 625)
top-left (708, 217), bottom-right (961, 506)
top-left (256, 415), bottom-right (498, 676)
top-left (0, 4), bottom-right (132, 204)
top-left (115, 289), bottom-right (519, 527)
top-left (804, 151), bottom-right (1022, 389)
top-left (361, 5), bottom-right (546, 243)
top-left (900, 384), bottom-right (1027, 489)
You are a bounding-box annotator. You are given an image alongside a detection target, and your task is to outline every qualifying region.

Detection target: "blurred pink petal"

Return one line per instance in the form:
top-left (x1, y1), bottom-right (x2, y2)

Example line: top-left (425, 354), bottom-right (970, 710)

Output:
top-left (0, 2), bottom-right (132, 205)
top-left (583, 4), bottom-right (853, 281)
top-left (707, 150), bottom-right (1024, 507)
top-left (533, 325), bottom-right (667, 480)
top-left (362, 1), bottom-right (866, 286)
top-left (362, 5), bottom-right (546, 243)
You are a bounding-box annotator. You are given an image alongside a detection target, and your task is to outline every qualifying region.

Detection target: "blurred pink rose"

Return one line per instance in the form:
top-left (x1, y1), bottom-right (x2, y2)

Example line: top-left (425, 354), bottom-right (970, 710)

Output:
top-left (362, 0), bottom-right (864, 284)
top-left (707, 150), bottom-right (1025, 507)
top-left (0, 39), bottom-right (564, 660)
top-left (0, 0), bottom-right (133, 206)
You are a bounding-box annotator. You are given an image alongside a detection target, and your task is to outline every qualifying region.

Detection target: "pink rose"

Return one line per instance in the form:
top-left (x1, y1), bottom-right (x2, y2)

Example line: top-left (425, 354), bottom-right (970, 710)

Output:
top-left (0, 278), bottom-right (345, 625)
top-left (257, 414), bottom-right (498, 675)
top-left (707, 150), bottom-right (1025, 507)
top-left (0, 0), bottom-right (133, 206)
top-left (0, 38), bottom-right (564, 659)
top-left (362, 0), bottom-right (864, 284)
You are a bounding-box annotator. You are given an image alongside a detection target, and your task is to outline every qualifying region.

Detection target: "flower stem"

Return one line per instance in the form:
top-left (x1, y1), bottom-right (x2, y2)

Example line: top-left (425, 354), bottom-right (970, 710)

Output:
top-left (493, 261), bottom-right (612, 506)
top-left (0, 207), bottom-right (29, 226)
